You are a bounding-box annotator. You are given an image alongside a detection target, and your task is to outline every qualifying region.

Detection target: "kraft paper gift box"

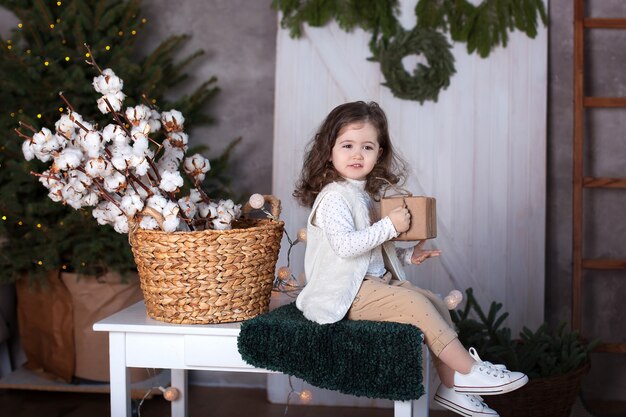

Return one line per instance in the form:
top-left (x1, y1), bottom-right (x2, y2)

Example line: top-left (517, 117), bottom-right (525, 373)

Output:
top-left (380, 194), bottom-right (437, 241)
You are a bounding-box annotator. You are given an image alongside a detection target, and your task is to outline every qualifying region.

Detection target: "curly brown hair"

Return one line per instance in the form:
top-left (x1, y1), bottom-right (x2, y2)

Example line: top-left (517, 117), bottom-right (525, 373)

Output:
top-left (293, 101), bottom-right (407, 207)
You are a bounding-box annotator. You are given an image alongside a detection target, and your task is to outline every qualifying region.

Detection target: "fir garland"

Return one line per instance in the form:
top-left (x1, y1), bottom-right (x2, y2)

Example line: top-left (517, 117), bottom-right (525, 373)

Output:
top-left (272, 0), bottom-right (547, 103)
top-left (378, 27), bottom-right (455, 103)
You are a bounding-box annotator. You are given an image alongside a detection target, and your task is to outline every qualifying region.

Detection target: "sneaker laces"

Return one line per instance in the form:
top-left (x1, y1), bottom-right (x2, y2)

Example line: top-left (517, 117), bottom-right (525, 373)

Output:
top-left (469, 347), bottom-right (508, 378)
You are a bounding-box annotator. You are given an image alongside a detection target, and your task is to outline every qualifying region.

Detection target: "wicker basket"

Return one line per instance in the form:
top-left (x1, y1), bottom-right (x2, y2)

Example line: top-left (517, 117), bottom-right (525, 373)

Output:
top-left (486, 362), bottom-right (590, 417)
top-left (129, 195), bottom-right (284, 324)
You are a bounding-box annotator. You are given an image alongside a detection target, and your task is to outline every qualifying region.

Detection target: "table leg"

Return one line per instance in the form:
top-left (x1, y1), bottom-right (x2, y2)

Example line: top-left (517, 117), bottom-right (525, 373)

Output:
top-left (171, 368), bottom-right (188, 417)
top-left (109, 332), bottom-right (131, 417)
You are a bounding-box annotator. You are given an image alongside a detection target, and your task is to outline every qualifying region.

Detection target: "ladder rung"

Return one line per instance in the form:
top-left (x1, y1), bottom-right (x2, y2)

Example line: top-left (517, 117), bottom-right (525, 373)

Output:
top-left (595, 343), bottom-right (626, 353)
top-left (582, 259), bottom-right (626, 270)
top-left (584, 97), bottom-right (626, 107)
top-left (583, 177), bottom-right (626, 188)
top-left (584, 18), bottom-right (626, 29)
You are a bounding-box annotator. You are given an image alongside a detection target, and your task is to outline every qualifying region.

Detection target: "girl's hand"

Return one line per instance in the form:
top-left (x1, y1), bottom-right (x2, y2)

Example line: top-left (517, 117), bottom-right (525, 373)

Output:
top-left (388, 205), bottom-right (411, 233)
top-left (411, 240), bottom-right (441, 265)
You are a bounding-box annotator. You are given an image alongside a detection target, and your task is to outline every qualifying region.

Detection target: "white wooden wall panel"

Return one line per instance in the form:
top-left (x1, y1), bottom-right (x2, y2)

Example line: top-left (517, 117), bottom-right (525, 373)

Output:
top-left (271, 3), bottom-right (547, 405)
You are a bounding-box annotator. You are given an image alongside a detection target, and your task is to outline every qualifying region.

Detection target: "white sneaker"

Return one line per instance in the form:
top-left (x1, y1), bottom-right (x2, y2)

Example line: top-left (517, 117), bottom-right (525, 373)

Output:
top-left (454, 347), bottom-right (529, 395)
top-left (434, 384), bottom-right (499, 416)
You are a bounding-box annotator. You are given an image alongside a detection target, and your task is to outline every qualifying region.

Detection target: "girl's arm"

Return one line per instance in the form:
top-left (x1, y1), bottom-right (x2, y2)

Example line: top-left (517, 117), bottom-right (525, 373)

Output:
top-left (317, 192), bottom-right (397, 258)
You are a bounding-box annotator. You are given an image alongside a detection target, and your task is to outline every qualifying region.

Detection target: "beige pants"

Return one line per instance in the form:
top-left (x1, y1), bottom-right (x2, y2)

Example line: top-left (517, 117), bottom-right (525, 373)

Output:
top-left (347, 275), bottom-right (458, 357)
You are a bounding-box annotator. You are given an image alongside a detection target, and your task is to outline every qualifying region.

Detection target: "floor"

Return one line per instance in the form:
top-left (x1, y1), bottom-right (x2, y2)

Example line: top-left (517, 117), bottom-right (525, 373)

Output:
top-left (0, 385), bottom-right (456, 417)
top-left (2, 384), bottom-right (625, 417)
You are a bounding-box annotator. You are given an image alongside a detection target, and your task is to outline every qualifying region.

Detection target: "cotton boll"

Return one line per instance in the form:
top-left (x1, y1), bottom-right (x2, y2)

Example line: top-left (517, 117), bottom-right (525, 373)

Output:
top-left (178, 196), bottom-right (197, 218)
top-left (52, 147), bottom-right (84, 172)
top-left (161, 201), bottom-right (181, 232)
top-left (139, 215), bottom-right (159, 230)
top-left (132, 135), bottom-right (149, 156)
top-left (126, 105), bottom-right (151, 124)
top-left (97, 93), bottom-right (125, 114)
top-left (113, 215), bottom-right (129, 234)
top-left (159, 170), bottom-right (183, 193)
top-left (157, 157), bottom-right (180, 174)
top-left (147, 195), bottom-right (168, 212)
top-left (22, 139), bottom-right (36, 161)
top-left (120, 192), bottom-right (144, 217)
top-left (161, 110), bottom-right (184, 132)
top-left (85, 157), bottom-right (113, 178)
top-left (132, 157), bottom-right (150, 176)
top-left (92, 68), bottom-right (123, 95)
top-left (102, 124), bottom-right (129, 144)
top-left (198, 202), bottom-right (217, 219)
top-left (81, 131), bottom-right (104, 158)
top-left (55, 114), bottom-right (76, 138)
top-left (167, 132), bottom-right (188, 149)
top-left (80, 192), bottom-right (99, 207)
top-left (148, 109), bottom-right (161, 132)
top-left (103, 171), bottom-right (127, 193)
top-left (189, 189), bottom-right (203, 204)
top-left (183, 154), bottom-right (211, 182)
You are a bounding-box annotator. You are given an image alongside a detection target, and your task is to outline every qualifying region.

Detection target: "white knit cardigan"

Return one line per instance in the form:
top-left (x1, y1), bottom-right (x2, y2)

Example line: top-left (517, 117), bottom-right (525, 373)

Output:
top-left (295, 181), bottom-right (406, 324)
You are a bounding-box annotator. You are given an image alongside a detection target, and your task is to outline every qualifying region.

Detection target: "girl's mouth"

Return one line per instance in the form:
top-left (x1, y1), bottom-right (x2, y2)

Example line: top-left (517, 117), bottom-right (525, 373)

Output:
top-left (349, 164), bottom-right (363, 168)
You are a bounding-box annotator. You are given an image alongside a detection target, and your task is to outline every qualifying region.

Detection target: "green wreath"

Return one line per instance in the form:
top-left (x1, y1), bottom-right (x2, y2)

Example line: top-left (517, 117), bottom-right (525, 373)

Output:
top-left (378, 28), bottom-right (455, 103)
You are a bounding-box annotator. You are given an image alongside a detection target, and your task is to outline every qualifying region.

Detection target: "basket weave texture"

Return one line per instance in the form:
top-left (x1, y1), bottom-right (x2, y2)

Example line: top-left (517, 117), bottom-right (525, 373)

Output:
top-left (129, 196), bottom-right (284, 324)
top-left (486, 362), bottom-right (590, 417)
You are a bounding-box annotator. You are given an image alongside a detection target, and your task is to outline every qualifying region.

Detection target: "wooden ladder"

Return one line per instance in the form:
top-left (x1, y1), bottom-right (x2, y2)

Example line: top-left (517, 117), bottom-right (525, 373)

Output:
top-left (573, 0), bottom-right (626, 354)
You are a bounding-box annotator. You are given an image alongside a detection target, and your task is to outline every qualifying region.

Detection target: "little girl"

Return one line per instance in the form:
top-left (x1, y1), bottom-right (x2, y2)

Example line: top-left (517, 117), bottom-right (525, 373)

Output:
top-left (293, 101), bottom-right (527, 417)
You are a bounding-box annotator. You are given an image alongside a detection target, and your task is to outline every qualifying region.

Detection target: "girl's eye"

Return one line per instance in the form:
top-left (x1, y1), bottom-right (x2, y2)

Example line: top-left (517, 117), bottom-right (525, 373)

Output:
top-left (364, 146), bottom-right (374, 150)
top-left (342, 144), bottom-right (352, 149)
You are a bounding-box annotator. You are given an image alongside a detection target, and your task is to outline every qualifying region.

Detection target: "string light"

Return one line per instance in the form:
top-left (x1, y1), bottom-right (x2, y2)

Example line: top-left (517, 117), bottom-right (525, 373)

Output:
top-left (37, 114), bottom-right (42, 118)
top-left (44, 61), bottom-right (49, 66)
top-left (1, 216), bottom-right (6, 221)
top-left (10, 113), bottom-right (15, 117)
top-left (6, 45), bottom-right (11, 50)
top-left (59, 107), bottom-right (64, 112)
top-left (49, 23), bottom-right (55, 29)
top-left (18, 23), bottom-right (22, 28)
top-left (141, 18), bottom-right (147, 23)
top-left (105, 45), bottom-right (111, 51)
top-left (85, 52), bottom-right (90, 58)
top-left (37, 260), bottom-right (43, 265)
top-left (65, 56), bottom-right (70, 61)
top-left (57, 1), bottom-right (62, 6)
top-left (118, 31), bottom-right (123, 36)
top-left (131, 30), bottom-right (137, 35)
top-left (36, 223), bottom-right (42, 228)
top-left (18, 220), bottom-right (23, 225)
top-left (62, 265), bottom-right (68, 270)
top-left (26, 49), bottom-right (31, 54)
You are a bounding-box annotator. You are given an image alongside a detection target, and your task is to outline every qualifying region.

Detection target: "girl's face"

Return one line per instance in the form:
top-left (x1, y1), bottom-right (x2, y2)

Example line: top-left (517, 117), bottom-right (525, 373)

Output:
top-left (329, 122), bottom-right (382, 181)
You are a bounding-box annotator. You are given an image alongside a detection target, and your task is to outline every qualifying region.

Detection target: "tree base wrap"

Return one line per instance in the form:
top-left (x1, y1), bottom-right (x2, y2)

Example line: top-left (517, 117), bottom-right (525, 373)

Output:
top-left (237, 303), bottom-right (424, 401)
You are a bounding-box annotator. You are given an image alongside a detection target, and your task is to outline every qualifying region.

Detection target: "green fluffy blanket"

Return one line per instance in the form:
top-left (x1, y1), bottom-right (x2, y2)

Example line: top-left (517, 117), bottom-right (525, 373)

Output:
top-left (237, 302), bottom-right (424, 401)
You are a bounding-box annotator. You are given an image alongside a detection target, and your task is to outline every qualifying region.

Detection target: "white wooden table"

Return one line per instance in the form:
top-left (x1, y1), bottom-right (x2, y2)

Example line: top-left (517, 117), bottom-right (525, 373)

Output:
top-left (94, 301), bottom-right (428, 417)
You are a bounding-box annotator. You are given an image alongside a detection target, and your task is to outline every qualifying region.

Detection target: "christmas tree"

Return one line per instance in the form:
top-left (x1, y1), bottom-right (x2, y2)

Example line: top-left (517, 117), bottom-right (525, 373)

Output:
top-left (0, 0), bottom-right (237, 282)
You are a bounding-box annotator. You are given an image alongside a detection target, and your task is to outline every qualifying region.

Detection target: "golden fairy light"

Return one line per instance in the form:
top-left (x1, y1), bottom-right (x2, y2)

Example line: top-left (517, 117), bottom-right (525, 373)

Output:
top-left (277, 266), bottom-right (291, 280)
top-left (65, 56), bottom-right (70, 61)
top-left (36, 114), bottom-right (42, 118)
top-left (105, 45), bottom-right (111, 51)
top-left (1, 216), bottom-right (6, 221)
top-left (44, 61), bottom-right (49, 66)
top-left (299, 390), bottom-right (312, 403)
top-left (18, 23), bottom-right (22, 28)
top-left (131, 30), bottom-right (137, 35)
top-left (49, 23), bottom-right (55, 29)
top-left (58, 107), bottom-right (64, 112)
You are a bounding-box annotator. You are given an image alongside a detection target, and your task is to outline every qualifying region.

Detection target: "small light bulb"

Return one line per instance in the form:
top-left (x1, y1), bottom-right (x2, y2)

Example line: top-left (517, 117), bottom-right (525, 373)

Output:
top-left (85, 52), bottom-right (90, 58)
top-left (299, 390), bottom-right (312, 403)
top-left (131, 30), bottom-right (137, 35)
top-left (37, 260), bottom-right (43, 265)
top-left (297, 228), bottom-right (307, 242)
top-left (1, 216), bottom-right (6, 221)
top-left (37, 114), bottom-right (42, 118)
top-left (49, 23), bottom-right (55, 29)
top-left (105, 45), bottom-right (110, 51)
top-left (18, 23), bottom-right (23, 28)
top-left (277, 266), bottom-right (291, 280)
top-left (59, 107), bottom-right (64, 112)
top-left (44, 61), bottom-right (49, 66)
top-left (65, 56), bottom-right (70, 61)
top-left (36, 223), bottom-right (42, 228)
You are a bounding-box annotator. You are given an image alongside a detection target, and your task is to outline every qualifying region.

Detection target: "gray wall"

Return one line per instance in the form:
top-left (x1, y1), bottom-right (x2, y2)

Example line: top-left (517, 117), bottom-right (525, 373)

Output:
top-left (547, 0), bottom-right (626, 403)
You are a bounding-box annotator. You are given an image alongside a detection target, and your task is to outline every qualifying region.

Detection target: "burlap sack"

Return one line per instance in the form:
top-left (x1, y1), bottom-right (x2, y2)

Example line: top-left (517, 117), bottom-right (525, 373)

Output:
top-left (16, 271), bottom-right (75, 383)
top-left (61, 272), bottom-right (149, 382)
